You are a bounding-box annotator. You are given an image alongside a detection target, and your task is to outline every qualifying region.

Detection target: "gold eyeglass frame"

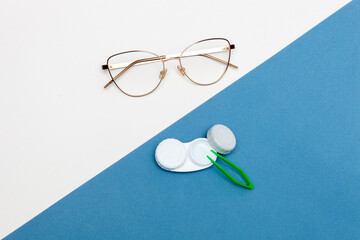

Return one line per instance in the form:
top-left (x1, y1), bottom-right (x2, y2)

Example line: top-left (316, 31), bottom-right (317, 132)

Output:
top-left (102, 38), bottom-right (238, 97)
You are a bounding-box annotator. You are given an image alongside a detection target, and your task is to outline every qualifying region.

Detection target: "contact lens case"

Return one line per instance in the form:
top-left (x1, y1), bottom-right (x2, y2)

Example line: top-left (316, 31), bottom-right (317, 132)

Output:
top-left (155, 124), bottom-right (254, 189)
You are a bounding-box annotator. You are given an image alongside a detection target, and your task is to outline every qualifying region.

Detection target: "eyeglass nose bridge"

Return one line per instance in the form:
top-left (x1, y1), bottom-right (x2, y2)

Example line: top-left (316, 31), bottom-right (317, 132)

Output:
top-left (177, 65), bottom-right (186, 76)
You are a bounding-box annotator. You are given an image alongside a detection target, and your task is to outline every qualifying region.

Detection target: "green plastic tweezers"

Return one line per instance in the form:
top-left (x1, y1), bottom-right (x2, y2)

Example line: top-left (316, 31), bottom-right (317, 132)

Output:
top-left (207, 150), bottom-right (254, 189)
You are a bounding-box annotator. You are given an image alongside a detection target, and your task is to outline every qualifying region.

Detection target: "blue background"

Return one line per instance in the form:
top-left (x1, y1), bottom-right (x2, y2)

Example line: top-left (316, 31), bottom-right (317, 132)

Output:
top-left (6, 1), bottom-right (360, 239)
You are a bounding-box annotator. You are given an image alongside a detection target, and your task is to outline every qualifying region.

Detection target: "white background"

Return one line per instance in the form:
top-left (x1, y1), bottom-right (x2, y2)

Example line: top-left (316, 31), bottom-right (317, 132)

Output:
top-left (0, 0), bottom-right (350, 238)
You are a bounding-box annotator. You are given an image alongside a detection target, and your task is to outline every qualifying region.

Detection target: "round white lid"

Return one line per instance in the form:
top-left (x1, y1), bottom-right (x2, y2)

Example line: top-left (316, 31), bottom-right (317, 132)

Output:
top-left (155, 138), bottom-right (186, 171)
top-left (207, 124), bottom-right (236, 154)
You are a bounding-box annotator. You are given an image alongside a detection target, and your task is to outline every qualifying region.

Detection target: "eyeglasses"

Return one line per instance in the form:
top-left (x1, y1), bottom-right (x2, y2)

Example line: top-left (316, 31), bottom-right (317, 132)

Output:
top-left (101, 38), bottom-right (238, 97)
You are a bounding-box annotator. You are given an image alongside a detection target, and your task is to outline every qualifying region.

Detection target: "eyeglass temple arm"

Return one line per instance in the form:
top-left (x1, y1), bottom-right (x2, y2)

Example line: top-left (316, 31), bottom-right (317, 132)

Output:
top-left (103, 44), bottom-right (237, 88)
top-left (103, 44), bottom-right (236, 71)
top-left (103, 56), bottom-right (161, 88)
top-left (165, 44), bottom-right (237, 68)
top-left (201, 53), bottom-right (238, 69)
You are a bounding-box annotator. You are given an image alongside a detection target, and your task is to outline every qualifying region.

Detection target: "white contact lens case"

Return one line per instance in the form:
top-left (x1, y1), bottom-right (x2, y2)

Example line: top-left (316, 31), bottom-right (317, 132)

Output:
top-left (155, 124), bottom-right (237, 172)
top-left (155, 138), bottom-right (217, 172)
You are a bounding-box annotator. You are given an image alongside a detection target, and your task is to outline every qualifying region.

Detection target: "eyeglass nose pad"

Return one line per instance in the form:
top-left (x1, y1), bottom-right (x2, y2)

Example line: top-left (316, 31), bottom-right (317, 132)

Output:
top-left (159, 68), bottom-right (168, 80)
top-left (177, 65), bottom-right (186, 76)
